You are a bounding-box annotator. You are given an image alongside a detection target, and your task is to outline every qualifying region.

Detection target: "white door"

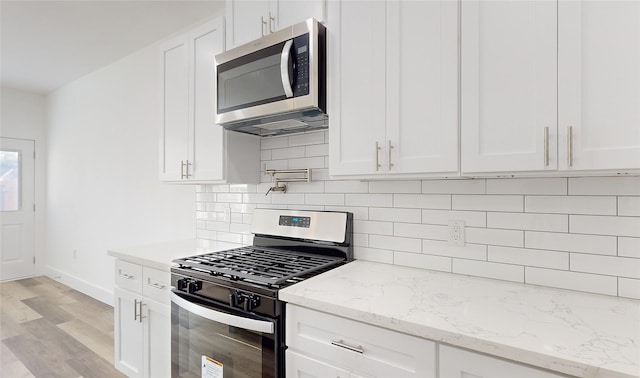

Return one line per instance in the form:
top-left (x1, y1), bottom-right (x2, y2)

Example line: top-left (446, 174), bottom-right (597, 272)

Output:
top-left (328, 0), bottom-right (387, 176)
top-left (114, 288), bottom-right (144, 378)
top-left (189, 17), bottom-right (225, 181)
top-left (558, 0), bottom-right (640, 171)
top-left (386, 0), bottom-right (459, 174)
top-left (0, 138), bottom-right (35, 281)
top-left (461, 0), bottom-right (557, 174)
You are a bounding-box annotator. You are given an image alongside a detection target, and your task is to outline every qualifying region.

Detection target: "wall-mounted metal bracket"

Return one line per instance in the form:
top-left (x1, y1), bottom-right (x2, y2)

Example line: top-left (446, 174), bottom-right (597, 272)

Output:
top-left (265, 168), bottom-right (311, 195)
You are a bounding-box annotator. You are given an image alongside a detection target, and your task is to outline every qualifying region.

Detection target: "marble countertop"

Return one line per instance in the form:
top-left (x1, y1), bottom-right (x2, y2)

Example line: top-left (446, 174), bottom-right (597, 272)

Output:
top-left (107, 239), bottom-right (241, 271)
top-left (279, 260), bottom-right (640, 378)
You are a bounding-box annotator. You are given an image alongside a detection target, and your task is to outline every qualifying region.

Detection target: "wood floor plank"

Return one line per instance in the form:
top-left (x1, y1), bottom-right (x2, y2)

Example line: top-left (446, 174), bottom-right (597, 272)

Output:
top-left (57, 318), bottom-right (115, 364)
top-left (0, 295), bottom-right (42, 324)
top-left (63, 289), bottom-right (111, 312)
top-left (14, 278), bottom-right (41, 287)
top-left (3, 333), bottom-right (80, 378)
top-left (0, 281), bottom-right (37, 301)
top-left (27, 282), bottom-right (77, 306)
top-left (21, 318), bottom-right (92, 358)
top-left (21, 296), bottom-right (74, 325)
top-left (66, 351), bottom-right (126, 378)
top-left (0, 342), bottom-right (35, 378)
top-left (0, 310), bottom-right (24, 340)
top-left (60, 300), bottom-right (114, 337)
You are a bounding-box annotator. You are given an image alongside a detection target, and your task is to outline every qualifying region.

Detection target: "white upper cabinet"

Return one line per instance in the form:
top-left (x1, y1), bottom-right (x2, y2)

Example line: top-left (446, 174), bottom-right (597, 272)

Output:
top-left (558, 0), bottom-right (640, 171)
top-left (329, 0), bottom-right (459, 177)
top-left (461, 0), bottom-right (558, 174)
top-left (225, 0), bottom-right (325, 49)
top-left (159, 17), bottom-right (260, 183)
top-left (462, 0), bottom-right (640, 175)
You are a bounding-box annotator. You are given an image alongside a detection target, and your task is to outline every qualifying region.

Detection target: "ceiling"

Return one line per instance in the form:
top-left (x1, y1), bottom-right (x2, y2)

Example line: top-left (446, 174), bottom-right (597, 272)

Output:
top-left (0, 0), bottom-right (225, 94)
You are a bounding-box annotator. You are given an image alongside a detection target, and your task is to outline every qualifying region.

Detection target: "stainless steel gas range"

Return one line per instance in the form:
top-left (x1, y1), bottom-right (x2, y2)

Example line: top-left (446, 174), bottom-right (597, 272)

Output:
top-left (170, 209), bottom-right (353, 378)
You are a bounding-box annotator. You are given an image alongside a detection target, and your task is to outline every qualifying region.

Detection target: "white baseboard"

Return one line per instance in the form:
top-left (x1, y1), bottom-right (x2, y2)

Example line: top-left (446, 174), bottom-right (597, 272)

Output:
top-left (45, 266), bottom-right (114, 306)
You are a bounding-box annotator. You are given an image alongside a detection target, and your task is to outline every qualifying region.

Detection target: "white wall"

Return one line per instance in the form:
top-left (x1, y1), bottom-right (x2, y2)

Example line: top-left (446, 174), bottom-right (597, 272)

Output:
top-left (0, 87), bottom-right (47, 277)
top-left (197, 130), bottom-right (640, 300)
top-left (46, 42), bottom-right (195, 304)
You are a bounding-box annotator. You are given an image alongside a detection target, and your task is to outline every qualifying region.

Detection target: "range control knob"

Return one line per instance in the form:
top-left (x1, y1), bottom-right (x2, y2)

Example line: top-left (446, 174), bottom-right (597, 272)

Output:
top-left (177, 278), bottom-right (202, 294)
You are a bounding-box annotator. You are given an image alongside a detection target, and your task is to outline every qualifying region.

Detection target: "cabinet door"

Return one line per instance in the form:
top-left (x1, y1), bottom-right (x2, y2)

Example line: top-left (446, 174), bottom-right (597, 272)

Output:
top-left (225, 0), bottom-right (270, 49)
top-left (461, 1), bottom-right (557, 174)
top-left (270, 0), bottom-right (325, 32)
top-left (143, 298), bottom-right (171, 378)
top-left (328, 0), bottom-right (387, 176)
top-left (558, 1), bottom-right (640, 171)
top-left (159, 36), bottom-right (189, 181)
top-left (386, 1), bottom-right (458, 174)
top-left (114, 288), bottom-right (143, 378)
top-left (439, 345), bottom-right (564, 378)
top-left (286, 350), bottom-right (350, 378)
top-left (189, 18), bottom-right (226, 181)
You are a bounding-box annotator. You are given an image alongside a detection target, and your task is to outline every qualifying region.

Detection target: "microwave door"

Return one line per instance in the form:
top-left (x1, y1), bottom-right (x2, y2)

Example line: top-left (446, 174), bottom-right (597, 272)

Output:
top-left (280, 39), bottom-right (294, 98)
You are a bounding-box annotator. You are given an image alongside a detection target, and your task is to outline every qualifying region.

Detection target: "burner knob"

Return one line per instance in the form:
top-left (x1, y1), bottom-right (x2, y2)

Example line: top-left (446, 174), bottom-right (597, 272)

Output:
top-left (229, 292), bottom-right (243, 307)
top-left (177, 278), bottom-right (202, 294)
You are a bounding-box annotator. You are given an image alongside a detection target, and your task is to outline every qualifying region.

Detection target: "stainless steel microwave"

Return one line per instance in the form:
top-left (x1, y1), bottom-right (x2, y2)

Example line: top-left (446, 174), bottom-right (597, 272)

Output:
top-left (214, 18), bottom-right (326, 136)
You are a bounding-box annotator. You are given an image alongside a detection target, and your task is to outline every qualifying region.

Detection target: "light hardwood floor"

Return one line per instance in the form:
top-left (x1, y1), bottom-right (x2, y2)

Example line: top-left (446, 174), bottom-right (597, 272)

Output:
top-left (0, 276), bottom-right (125, 378)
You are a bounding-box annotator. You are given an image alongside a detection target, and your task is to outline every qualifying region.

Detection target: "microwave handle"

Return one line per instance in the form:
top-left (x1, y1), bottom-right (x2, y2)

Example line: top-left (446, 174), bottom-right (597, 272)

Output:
top-left (170, 292), bottom-right (274, 334)
top-left (280, 39), bottom-right (294, 98)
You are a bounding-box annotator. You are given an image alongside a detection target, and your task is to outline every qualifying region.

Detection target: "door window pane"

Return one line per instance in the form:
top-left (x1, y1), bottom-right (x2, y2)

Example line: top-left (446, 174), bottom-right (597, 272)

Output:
top-left (0, 151), bottom-right (20, 211)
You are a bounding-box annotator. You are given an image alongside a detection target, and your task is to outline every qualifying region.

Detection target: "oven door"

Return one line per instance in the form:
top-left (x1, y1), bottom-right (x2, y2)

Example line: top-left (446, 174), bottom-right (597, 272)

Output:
top-left (171, 291), bottom-right (279, 378)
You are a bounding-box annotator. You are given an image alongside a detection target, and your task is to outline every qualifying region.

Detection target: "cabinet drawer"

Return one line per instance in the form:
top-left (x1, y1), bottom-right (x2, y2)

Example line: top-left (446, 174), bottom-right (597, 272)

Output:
top-left (142, 267), bottom-right (170, 304)
top-left (115, 260), bottom-right (142, 293)
top-left (286, 305), bottom-right (436, 377)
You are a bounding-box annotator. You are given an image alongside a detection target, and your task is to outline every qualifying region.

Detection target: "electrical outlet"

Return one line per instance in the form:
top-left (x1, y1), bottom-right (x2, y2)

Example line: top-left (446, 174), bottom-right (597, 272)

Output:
top-left (448, 220), bottom-right (465, 246)
top-left (223, 207), bottom-right (231, 223)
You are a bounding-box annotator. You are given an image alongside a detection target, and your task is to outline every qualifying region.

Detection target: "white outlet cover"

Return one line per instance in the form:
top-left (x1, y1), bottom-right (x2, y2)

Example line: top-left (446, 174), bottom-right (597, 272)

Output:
top-left (448, 220), bottom-right (465, 247)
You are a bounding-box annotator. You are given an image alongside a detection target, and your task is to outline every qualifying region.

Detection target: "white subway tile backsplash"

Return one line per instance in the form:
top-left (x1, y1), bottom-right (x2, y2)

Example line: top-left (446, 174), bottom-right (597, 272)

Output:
top-left (619, 197), bottom-right (640, 216)
top-left (305, 144), bottom-right (329, 157)
top-left (488, 246), bottom-right (568, 270)
top-left (305, 193), bottom-right (345, 206)
top-left (422, 239), bottom-right (487, 260)
top-left (369, 235), bottom-right (421, 253)
top-left (354, 220), bottom-right (393, 236)
top-left (569, 177), bottom-right (640, 196)
top-left (345, 194), bottom-right (392, 207)
top-left (394, 223), bottom-right (448, 241)
top-left (197, 150), bottom-right (638, 298)
top-left (271, 146), bottom-right (306, 160)
top-left (619, 237), bottom-right (640, 258)
top-left (453, 195), bottom-right (523, 212)
top-left (394, 252), bottom-right (451, 273)
top-left (487, 212), bottom-right (568, 232)
top-left (466, 228), bottom-right (524, 247)
top-left (570, 215), bottom-right (640, 237)
top-left (261, 136), bottom-right (288, 150)
top-left (525, 196), bottom-right (616, 215)
top-left (453, 259), bottom-right (524, 283)
top-left (370, 207), bottom-right (421, 223)
top-left (422, 179), bottom-right (485, 194)
top-left (571, 254), bottom-right (640, 279)
top-left (618, 278), bottom-right (640, 300)
top-left (325, 180), bottom-right (369, 193)
top-left (270, 193), bottom-right (305, 205)
top-left (288, 156), bottom-right (325, 169)
top-left (369, 180), bottom-right (421, 194)
top-left (393, 194), bottom-right (451, 210)
top-left (421, 209), bottom-right (486, 227)
top-left (354, 247), bottom-right (394, 264)
top-left (288, 131), bottom-right (325, 146)
top-left (486, 178), bottom-right (567, 195)
top-left (525, 268), bottom-right (618, 296)
top-left (525, 231), bottom-right (617, 256)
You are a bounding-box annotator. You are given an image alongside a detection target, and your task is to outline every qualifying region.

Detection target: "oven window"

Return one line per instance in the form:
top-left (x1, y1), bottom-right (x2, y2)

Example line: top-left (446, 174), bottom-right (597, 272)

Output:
top-left (171, 297), bottom-right (277, 378)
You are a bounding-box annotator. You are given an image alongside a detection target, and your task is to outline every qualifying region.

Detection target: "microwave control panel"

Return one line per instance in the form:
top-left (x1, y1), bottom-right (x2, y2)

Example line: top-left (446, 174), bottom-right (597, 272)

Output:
top-left (292, 33), bottom-right (310, 98)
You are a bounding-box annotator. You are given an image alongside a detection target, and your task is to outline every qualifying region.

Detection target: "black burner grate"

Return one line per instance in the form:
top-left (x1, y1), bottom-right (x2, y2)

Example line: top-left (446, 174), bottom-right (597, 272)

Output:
top-left (174, 246), bottom-right (344, 287)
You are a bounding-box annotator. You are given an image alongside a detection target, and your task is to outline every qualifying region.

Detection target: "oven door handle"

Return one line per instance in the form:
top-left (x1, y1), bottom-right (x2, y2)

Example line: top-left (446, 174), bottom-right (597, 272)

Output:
top-left (170, 292), bottom-right (274, 334)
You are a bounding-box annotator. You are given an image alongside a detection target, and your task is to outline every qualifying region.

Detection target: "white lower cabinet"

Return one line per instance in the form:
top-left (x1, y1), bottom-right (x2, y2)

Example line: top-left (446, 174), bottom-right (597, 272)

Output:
top-left (114, 262), bottom-right (171, 378)
top-left (439, 345), bottom-right (565, 378)
top-left (286, 304), bottom-right (437, 378)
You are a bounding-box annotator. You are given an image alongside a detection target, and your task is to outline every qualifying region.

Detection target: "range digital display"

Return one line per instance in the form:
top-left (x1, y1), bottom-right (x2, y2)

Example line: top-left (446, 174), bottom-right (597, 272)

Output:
top-left (279, 215), bottom-right (311, 228)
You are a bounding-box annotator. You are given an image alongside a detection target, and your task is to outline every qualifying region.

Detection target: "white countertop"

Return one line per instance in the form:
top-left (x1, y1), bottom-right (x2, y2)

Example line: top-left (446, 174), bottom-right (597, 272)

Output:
top-left (279, 260), bottom-right (640, 378)
top-left (107, 239), bottom-right (242, 271)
